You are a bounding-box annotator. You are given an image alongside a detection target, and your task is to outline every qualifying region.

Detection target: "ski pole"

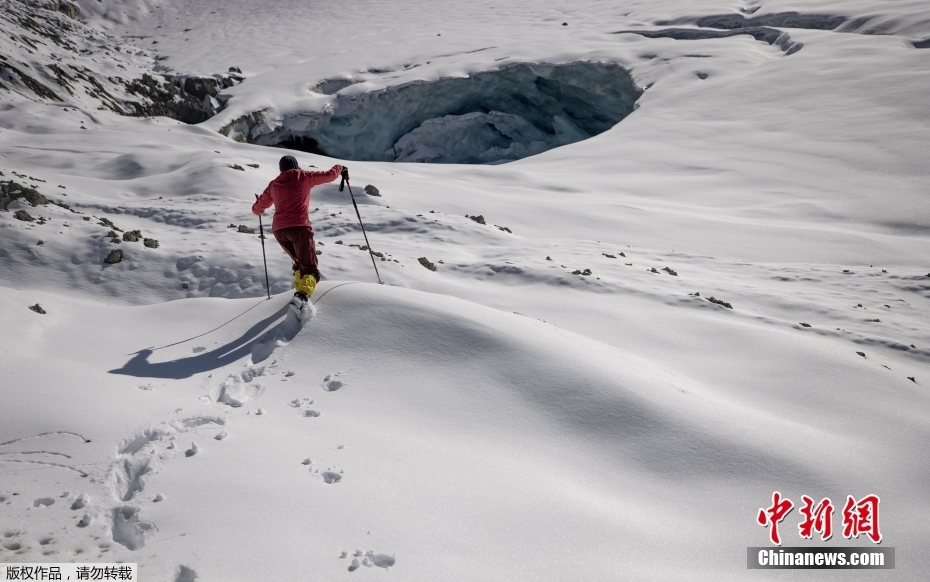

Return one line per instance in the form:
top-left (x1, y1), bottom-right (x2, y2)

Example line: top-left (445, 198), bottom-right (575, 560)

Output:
top-left (340, 170), bottom-right (383, 284)
top-left (255, 194), bottom-right (271, 299)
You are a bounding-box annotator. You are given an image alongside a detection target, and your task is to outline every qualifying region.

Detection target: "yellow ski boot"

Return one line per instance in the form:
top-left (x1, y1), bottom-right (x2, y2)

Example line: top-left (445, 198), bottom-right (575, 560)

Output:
top-left (288, 272), bottom-right (317, 321)
top-left (295, 273), bottom-right (317, 297)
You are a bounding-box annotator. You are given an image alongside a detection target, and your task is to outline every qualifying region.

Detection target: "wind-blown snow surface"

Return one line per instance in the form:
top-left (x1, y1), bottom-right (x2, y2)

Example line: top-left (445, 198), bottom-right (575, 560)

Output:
top-left (1, 0), bottom-right (930, 579)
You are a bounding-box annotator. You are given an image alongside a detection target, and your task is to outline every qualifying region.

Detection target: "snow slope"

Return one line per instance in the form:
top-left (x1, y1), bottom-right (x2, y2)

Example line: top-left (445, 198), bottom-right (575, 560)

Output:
top-left (2, 0), bottom-right (929, 579)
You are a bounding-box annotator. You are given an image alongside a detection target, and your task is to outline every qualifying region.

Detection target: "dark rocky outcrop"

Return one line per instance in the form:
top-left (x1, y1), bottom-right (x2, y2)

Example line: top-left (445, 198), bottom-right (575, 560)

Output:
top-left (707, 296), bottom-right (733, 309)
top-left (125, 74), bottom-right (215, 124)
top-left (1, 181), bottom-right (49, 210)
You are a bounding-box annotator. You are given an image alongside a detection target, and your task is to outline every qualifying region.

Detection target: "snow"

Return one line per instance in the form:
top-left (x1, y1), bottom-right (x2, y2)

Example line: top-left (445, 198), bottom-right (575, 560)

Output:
top-left (1, 0), bottom-right (929, 579)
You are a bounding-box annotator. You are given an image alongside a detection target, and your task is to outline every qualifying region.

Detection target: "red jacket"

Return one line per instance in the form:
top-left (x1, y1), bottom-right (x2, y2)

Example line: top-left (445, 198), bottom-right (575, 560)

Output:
top-left (252, 165), bottom-right (343, 231)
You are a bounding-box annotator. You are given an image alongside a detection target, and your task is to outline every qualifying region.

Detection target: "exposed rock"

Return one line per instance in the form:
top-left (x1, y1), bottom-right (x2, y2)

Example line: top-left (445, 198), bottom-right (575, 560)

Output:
top-left (418, 257), bottom-right (437, 271)
top-left (125, 74), bottom-right (215, 124)
top-left (707, 296), bottom-right (733, 309)
top-left (57, 1), bottom-right (80, 19)
top-left (125, 71), bottom-right (244, 124)
top-left (98, 217), bottom-right (120, 231)
top-left (229, 164), bottom-right (245, 171)
top-left (27, 0), bottom-right (81, 19)
top-left (123, 230), bottom-right (142, 242)
top-left (14, 210), bottom-right (35, 222)
top-left (104, 249), bottom-right (123, 264)
top-left (237, 225), bottom-right (255, 234)
top-left (143, 238), bottom-right (159, 248)
top-left (662, 266), bottom-right (678, 276)
top-left (364, 184), bottom-right (381, 196)
top-left (800, 323), bottom-right (812, 327)
top-left (1, 181), bottom-right (48, 209)
top-left (178, 73), bottom-right (240, 102)
top-left (29, 304), bottom-right (46, 314)
top-left (0, 60), bottom-right (62, 101)
top-left (49, 199), bottom-right (73, 212)
top-left (467, 214), bottom-right (486, 225)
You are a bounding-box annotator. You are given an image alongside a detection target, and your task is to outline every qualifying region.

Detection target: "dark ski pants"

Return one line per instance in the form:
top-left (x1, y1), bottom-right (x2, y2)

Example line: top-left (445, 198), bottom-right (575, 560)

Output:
top-left (273, 225), bottom-right (321, 281)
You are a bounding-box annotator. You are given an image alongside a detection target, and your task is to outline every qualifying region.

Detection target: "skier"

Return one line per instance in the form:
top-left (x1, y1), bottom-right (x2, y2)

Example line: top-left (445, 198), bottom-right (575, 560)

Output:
top-left (252, 155), bottom-right (346, 312)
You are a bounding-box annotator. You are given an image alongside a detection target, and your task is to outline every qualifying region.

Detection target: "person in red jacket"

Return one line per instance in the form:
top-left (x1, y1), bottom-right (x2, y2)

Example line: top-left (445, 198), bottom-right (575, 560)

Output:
top-left (252, 155), bottom-right (345, 301)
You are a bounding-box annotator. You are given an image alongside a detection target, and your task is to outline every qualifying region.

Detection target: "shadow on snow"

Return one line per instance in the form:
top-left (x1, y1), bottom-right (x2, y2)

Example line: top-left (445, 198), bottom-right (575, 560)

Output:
top-left (109, 303), bottom-right (297, 379)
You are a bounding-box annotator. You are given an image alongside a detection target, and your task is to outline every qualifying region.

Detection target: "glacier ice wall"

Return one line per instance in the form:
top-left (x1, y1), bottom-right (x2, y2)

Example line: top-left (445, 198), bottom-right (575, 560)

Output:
top-left (223, 62), bottom-right (642, 164)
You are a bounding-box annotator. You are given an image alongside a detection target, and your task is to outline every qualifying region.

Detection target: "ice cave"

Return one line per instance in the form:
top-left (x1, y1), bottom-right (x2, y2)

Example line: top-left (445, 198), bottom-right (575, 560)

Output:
top-left (225, 62), bottom-right (643, 164)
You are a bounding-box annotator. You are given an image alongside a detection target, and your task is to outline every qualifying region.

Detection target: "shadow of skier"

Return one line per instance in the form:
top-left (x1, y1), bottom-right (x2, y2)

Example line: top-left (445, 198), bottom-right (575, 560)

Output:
top-left (109, 304), bottom-right (292, 379)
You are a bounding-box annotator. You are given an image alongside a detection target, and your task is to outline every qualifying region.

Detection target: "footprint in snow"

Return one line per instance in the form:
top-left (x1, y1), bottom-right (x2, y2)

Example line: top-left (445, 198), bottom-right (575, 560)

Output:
top-left (321, 471), bottom-right (342, 484)
top-left (323, 374), bottom-right (344, 391)
top-left (347, 551), bottom-right (395, 571)
top-left (290, 398), bottom-right (314, 408)
top-left (213, 366), bottom-right (266, 407)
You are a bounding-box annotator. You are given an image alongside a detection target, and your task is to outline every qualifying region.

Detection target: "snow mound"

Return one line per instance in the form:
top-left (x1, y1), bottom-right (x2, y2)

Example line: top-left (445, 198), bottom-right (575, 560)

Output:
top-left (221, 62), bottom-right (642, 164)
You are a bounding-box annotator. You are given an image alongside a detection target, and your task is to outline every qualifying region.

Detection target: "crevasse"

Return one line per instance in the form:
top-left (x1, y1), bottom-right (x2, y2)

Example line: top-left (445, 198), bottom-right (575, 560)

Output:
top-left (222, 62), bottom-right (643, 164)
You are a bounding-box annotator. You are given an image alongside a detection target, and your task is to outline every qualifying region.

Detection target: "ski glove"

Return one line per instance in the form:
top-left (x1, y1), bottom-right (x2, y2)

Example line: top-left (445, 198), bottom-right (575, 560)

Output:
top-left (340, 166), bottom-right (350, 180)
